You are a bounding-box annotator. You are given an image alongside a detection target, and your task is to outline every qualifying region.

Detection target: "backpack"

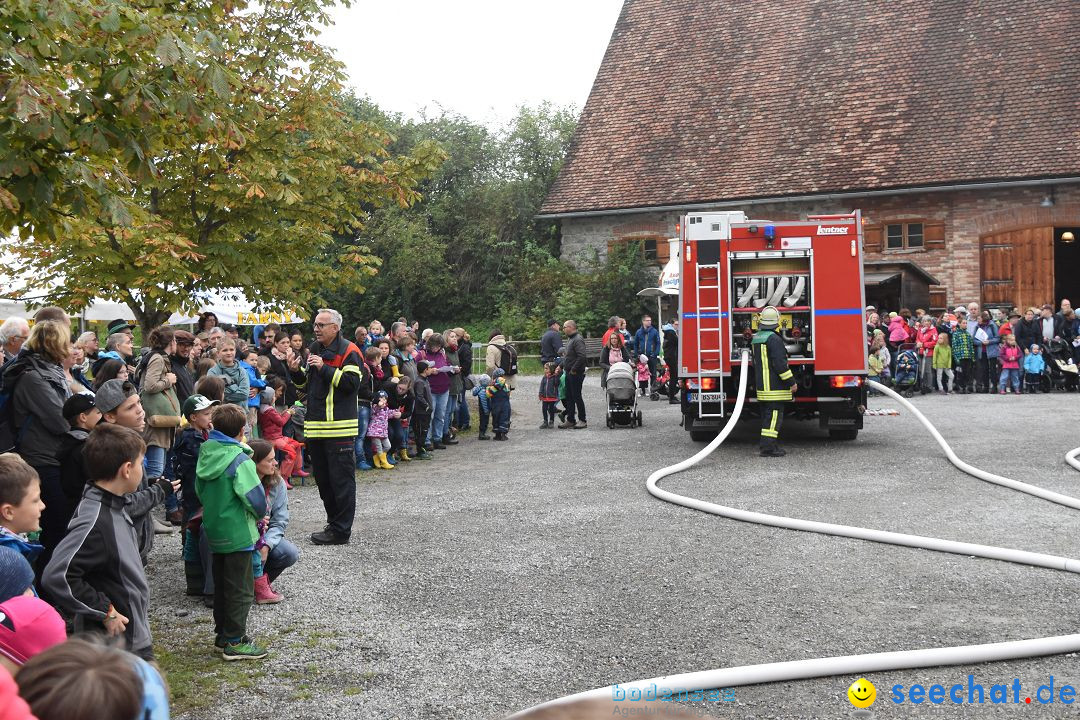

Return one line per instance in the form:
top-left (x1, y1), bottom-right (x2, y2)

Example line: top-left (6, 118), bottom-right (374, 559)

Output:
top-left (0, 354), bottom-right (38, 453)
top-left (497, 343), bottom-right (518, 376)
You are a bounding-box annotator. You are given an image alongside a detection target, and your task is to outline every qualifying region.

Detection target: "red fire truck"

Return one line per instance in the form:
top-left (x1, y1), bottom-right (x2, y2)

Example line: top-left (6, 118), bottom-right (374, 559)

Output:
top-left (678, 211), bottom-right (868, 441)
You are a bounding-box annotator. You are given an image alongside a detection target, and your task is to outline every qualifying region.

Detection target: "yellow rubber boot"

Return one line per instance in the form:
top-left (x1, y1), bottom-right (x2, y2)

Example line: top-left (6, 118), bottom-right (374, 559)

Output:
top-left (396, 449), bottom-right (412, 462)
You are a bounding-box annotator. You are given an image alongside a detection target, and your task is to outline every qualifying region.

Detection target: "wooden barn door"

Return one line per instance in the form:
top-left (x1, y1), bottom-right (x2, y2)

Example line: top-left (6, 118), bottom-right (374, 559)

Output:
top-left (980, 227), bottom-right (1053, 310)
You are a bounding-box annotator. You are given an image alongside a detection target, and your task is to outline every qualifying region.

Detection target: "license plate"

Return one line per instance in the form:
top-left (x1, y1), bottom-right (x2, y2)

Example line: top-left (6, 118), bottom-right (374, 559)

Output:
top-left (751, 313), bottom-right (793, 330)
top-left (690, 392), bottom-right (725, 403)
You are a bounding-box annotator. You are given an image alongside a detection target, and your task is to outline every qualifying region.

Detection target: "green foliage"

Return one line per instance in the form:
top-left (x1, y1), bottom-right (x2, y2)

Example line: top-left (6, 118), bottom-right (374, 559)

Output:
top-left (329, 100), bottom-right (655, 339)
top-left (3, 0), bottom-right (444, 331)
top-left (1, 0), bottom-right (236, 235)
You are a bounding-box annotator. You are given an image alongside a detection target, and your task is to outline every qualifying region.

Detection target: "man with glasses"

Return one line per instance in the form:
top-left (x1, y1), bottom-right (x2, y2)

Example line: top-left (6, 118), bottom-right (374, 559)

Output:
top-left (288, 309), bottom-right (363, 545)
top-left (0, 317), bottom-right (30, 366)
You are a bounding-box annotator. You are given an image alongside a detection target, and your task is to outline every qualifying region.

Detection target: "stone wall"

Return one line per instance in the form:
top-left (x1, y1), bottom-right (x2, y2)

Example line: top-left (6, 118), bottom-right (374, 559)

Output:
top-left (558, 185), bottom-right (1080, 307)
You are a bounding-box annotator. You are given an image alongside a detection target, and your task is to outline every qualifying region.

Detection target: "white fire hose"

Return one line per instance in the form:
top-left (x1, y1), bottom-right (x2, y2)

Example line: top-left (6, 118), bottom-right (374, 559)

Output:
top-left (511, 351), bottom-right (1080, 717)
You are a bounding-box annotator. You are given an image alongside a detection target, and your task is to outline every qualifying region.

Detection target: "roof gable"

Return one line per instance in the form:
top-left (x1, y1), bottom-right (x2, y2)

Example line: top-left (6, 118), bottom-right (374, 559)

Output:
top-left (542, 0), bottom-right (1080, 215)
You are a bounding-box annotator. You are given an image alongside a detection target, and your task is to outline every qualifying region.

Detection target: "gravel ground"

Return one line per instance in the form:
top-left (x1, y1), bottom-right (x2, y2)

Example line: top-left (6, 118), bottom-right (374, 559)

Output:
top-left (148, 377), bottom-right (1080, 719)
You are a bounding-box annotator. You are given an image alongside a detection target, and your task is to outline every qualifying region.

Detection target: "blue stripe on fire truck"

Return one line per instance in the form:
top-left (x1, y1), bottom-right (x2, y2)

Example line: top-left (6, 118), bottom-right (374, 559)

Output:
top-left (682, 312), bottom-right (727, 319)
top-left (813, 308), bottom-right (863, 316)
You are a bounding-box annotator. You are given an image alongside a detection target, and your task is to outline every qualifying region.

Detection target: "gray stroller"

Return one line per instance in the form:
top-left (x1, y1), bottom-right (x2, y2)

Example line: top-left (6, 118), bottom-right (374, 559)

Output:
top-left (605, 361), bottom-right (643, 428)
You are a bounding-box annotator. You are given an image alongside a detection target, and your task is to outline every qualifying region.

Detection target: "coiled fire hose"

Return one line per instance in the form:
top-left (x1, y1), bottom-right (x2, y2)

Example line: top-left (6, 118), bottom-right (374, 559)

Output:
top-left (511, 351), bottom-right (1080, 716)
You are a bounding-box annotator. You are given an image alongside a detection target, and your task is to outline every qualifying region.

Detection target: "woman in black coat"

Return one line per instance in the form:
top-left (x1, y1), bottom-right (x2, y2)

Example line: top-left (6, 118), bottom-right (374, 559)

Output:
top-left (662, 324), bottom-right (680, 403)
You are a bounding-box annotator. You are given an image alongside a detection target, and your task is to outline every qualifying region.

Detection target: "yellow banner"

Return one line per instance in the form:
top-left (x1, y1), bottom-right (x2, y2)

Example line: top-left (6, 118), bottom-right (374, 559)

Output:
top-left (237, 311), bottom-right (299, 325)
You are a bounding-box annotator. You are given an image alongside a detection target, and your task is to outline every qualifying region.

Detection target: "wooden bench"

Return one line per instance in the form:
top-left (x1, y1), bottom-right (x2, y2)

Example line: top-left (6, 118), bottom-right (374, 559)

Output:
top-left (584, 337), bottom-right (605, 366)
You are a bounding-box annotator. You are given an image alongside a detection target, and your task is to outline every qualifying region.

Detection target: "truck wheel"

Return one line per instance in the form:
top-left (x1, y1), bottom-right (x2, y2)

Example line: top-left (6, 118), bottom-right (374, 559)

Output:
top-left (689, 430), bottom-right (717, 442)
top-left (828, 428), bottom-right (859, 441)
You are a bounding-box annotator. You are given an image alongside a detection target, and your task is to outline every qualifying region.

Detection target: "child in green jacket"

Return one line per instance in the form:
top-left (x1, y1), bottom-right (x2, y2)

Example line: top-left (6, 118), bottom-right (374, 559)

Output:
top-left (195, 404), bottom-right (268, 661)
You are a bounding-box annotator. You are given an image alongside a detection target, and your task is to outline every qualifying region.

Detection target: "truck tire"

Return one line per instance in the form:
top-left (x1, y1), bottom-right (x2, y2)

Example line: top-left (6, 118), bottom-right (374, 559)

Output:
top-left (690, 429), bottom-right (717, 442)
top-left (828, 427), bottom-right (859, 441)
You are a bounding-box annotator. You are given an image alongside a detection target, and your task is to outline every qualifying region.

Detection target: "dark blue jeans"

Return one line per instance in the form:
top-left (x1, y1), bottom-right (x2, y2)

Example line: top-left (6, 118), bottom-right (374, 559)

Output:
top-left (490, 396), bottom-right (511, 433)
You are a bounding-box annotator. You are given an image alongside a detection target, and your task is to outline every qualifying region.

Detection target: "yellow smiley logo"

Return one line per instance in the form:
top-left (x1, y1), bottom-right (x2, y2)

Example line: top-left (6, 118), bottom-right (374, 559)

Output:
top-left (847, 678), bottom-right (876, 709)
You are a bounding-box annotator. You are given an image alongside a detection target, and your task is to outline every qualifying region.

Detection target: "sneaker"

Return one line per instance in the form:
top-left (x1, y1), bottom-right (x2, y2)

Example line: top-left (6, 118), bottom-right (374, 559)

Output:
top-left (310, 530), bottom-right (348, 545)
top-left (215, 635), bottom-right (251, 653)
top-left (557, 420), bottom-right (576, 429)
top-left (356, 460), bottom-right (374, 471)
top-left (432, 441), bottom-right (446, 450)
top-left (539, 422), bottom-right (549, 429)
top-left (415, 449), bottom-right (434, 460)
top-left (573, 421), bottom-right (587, 429)
top-left (223, 640), bottom-right (268, 661)
top-left (558, 411), bottom-right (566, 423)
top-left (441, 437), bottom-right (459, 445)
top-left (477, 433), bottom-right (491, 440)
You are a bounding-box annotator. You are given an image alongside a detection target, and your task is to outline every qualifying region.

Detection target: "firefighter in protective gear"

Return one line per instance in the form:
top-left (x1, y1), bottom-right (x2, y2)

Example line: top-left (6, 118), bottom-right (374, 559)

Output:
top-left (751, 306), bottom-right (797, 457)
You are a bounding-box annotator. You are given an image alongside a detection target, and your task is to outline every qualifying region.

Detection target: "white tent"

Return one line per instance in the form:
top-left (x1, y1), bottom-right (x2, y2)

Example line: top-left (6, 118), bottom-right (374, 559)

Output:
top-left (166, 290), bottom-right (305, 326)
top-left (0, 297), bottom-right (137, 323)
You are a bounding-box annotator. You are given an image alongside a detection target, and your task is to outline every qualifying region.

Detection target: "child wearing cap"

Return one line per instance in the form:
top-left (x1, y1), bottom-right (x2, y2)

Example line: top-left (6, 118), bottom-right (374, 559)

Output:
top-left (0, 455), bottom-right (44, 565)
top-left (1023, 344), bottom-right (1047, 393)
top-left (51, 395), bottom-right (101, 555)
top-left (472, 374), bottom-right (492, 440)
top-left (0, 545), bottom-right (35, 602)
top-left (0, 595), bottom-right (66, 675)
top-left (173, 393), bottom-right (219, 601)
top-left (486, 368), bottom-right (512, 441)
top-left (635, 354), bottom-right (651, 396)
top-left (96, 379), bottom-right (173, 560)
top-left (258, 379), bottom-right (307, 484)
top-left (411, 361), bottom-right (434, 458)
top-left (366, 390), bottom-right (401, 470)
top-left (44, 424), bottom-right (175, 660)
top-left (195, 404), bottom-right (269, 661)
top-left (539, 364), bottom-right (560, 429)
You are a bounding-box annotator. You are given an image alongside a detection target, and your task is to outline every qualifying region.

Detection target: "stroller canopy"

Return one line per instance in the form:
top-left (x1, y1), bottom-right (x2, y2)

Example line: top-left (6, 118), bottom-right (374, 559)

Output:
top-left (607, 362), bottom-right (635, 383)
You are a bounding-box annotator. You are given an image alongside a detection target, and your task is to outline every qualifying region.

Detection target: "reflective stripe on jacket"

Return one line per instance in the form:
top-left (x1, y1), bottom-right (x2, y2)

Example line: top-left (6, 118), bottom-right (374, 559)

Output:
top-left (752, 329), bottom-right (794, 401)
top-left (290, 335), bottom-right (363, 438)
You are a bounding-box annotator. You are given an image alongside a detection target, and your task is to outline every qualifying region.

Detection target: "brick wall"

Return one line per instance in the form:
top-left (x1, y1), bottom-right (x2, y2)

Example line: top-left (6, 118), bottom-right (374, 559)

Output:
top-left (559, 185), bottom-right (1080, 307)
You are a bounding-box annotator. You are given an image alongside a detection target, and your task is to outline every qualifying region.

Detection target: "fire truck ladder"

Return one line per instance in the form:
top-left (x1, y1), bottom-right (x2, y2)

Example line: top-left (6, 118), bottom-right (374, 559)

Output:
top-left (695, 262), bottom-right (725, 419)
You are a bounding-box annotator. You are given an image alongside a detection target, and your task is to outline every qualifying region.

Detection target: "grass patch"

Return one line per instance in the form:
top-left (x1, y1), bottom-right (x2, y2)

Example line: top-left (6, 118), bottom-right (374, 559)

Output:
top-left (154, 626), bottom-right (271, 716)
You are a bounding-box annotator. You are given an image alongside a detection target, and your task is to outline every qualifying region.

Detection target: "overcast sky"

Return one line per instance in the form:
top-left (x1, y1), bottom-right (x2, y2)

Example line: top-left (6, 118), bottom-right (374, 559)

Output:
top-left (320, 1), bottom-right (624, 125)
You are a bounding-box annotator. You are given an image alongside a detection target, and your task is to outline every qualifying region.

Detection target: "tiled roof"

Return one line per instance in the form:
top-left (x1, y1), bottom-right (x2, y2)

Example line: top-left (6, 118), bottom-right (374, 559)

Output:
top-left (541, 0), bottom-right (1080, 216)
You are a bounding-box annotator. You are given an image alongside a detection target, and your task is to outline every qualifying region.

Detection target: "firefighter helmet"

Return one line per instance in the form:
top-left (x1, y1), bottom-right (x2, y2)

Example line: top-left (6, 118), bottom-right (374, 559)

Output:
top-left (758, 305), bottom-right (781, 329)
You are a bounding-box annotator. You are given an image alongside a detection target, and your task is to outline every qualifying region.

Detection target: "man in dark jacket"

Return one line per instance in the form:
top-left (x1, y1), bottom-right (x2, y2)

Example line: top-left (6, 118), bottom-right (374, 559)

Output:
top-left (288, 308), bottom-right (362, 545)
top-left (540, 320), bottom-right (563, 364)
top-left (633, 315), bottom-right (662, 392)
top-left (752, 306), bottom-right (797, 458)
top-left (558, 320), bottom-right (588, 429)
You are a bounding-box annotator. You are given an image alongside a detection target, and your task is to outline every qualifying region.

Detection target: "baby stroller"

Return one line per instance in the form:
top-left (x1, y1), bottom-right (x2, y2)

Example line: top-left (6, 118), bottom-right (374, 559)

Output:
top-left (894, 343), bottom-right (920, 398)
top-left (605, 362), bottom-right (643, 428)
top-left (1047, 338), bottom-right (1079, 391)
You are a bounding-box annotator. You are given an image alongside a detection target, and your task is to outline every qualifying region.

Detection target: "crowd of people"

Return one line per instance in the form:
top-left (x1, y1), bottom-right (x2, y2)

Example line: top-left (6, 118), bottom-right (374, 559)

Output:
top-left (0, 303), bottom-right (682, 717)
top-left (866, 299), bottom-right (1080, 395)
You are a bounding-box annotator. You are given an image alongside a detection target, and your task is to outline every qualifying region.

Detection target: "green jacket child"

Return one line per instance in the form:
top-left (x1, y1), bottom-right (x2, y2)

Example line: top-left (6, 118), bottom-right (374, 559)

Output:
top-left (195, 430), bottom-right (267, 553)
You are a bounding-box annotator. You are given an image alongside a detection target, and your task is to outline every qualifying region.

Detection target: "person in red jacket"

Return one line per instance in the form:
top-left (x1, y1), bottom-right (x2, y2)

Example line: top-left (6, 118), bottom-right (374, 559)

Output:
top-left (914, 315), bottom-right (938, 393)
top-left (258, 380), bottom-right (307, 485)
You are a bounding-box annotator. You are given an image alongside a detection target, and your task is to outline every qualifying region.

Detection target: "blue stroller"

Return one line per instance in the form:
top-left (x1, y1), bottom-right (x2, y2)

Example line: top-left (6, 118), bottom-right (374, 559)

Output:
top-left (894, 343), bottom-right (920, 398)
